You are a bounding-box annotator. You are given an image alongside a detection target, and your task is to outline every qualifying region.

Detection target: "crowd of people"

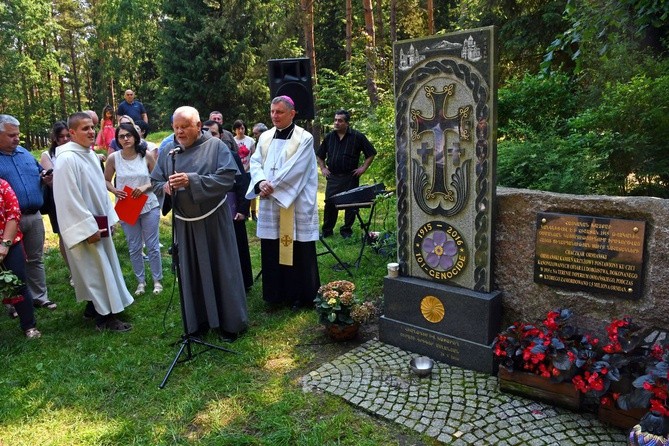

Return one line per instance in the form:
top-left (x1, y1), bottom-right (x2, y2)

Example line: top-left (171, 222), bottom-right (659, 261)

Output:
top-left (0, 91), bottom-right (376, 341)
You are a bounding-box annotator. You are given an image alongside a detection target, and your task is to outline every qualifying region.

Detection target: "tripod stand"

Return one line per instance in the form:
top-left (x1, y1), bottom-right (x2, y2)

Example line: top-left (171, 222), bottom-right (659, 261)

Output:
top-left (159, 148), bottom-right (237, 389)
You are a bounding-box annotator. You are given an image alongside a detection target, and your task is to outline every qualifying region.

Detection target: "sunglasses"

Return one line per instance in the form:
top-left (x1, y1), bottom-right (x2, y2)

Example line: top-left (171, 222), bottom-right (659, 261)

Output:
top-left (119, 134), bottom-right (134, 140)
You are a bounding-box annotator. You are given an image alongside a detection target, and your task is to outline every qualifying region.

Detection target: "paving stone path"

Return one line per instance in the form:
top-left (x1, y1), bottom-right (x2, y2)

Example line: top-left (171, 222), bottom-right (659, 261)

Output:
top-left (300, 340), bottom-right (628, 445)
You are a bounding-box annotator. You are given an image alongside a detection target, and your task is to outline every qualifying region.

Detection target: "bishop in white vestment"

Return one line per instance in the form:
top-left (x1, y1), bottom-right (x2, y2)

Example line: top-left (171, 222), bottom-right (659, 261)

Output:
top-left (246, 96), bottom-right (320, 309)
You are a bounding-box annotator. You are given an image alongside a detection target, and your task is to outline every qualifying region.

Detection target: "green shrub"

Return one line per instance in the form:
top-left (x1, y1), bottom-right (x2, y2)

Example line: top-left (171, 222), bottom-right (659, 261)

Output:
top-left (498, 72), bottom-right (577, 139)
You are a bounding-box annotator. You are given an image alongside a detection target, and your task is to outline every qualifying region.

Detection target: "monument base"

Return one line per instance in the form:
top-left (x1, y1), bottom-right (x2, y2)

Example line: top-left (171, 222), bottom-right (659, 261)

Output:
top-left (379, 276), bottom-right (502, 374)
top-left (379, 316), bottom-right (497, 374)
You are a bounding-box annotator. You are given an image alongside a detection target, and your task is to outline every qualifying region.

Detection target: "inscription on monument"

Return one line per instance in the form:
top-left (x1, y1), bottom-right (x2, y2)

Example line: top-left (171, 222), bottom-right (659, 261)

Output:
top-left (397, 326), bottom-right (462, 362)
top-left (534, 212), bottom-right (646, 299)
top-left (413, 221), bottom-right (467, 282)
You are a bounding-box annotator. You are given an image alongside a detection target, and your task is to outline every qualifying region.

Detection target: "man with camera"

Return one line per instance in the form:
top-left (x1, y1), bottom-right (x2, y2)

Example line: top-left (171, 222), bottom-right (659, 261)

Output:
top-left (0, 114), bottom-right (55, 311)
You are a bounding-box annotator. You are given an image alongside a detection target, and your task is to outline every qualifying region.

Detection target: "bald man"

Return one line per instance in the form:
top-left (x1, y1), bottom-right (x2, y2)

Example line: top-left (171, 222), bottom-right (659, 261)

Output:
top-left (151, 106), bottom-right (248, 341)
top-left (117, 89), bottom-right (149, 135)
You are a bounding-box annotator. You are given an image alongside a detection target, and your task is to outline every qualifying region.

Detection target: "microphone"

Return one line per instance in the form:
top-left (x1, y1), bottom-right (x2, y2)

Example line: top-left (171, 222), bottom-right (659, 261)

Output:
top-left (169, 144), bottom-right (184, 156)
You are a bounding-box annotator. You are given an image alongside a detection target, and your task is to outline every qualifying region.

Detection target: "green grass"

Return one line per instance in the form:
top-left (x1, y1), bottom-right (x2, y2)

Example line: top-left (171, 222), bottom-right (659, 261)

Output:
top-left (0, 183), bottom-right (439, 445)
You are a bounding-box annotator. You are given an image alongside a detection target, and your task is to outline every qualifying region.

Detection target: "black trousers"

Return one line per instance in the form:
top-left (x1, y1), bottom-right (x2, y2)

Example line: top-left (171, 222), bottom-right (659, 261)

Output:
top-left (3, 243), bottom-right (36, 331)
top-left (260, 239), bottom-right (320, 307)
top-left (323, 174), bottom-right (359, 235)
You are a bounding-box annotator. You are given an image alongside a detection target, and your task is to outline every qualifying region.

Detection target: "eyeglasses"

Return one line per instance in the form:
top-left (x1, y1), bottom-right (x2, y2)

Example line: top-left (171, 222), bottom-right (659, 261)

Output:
top-left (119, 134), bottom-right (133, 140)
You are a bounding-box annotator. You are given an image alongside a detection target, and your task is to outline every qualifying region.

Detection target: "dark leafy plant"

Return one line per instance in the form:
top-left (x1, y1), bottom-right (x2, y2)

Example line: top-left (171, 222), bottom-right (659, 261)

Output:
top-left (617, 337), bottom-right (669, 436)
top-left (493, 308), bottom-right (590, 382)
top-left (0, 266), bottom-right (23, 305)
top-left (572, 317), bottom-right (647, 399)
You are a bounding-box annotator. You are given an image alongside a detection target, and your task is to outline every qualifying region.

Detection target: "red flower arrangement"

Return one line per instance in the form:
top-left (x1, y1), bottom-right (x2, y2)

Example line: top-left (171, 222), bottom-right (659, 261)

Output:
top-left (569, 317), bottom-right (641, 398)
top-left (493, 308), bottom-right (593, 382)
top-left (496, 310), bottom-right (669, 436)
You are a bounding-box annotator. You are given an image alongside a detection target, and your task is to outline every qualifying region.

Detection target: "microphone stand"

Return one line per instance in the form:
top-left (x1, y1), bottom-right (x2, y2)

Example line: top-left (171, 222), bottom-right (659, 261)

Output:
top-left (160, 147), bottom-right (237, 389)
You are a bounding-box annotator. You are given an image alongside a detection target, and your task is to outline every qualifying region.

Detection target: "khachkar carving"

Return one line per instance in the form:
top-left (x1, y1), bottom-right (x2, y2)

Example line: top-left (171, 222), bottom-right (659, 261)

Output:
top-left (394, 27), bottom-right (497, 292)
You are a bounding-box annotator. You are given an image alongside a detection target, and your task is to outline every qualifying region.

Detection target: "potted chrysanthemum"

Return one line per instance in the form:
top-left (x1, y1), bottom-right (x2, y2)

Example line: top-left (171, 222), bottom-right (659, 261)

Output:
top-left (314, 280), bottom-right (376, 341)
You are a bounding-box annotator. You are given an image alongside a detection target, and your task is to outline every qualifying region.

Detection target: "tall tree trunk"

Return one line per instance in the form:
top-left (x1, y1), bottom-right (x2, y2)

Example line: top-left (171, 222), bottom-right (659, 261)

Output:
top-left (346, 0), bottom-right (352, 62)
top-left (54, 32), bottom-right (67, 118)
top-left (427, 0), bottom-right (434, 35)
top-left (19, 46), bottom-right (32, 149)
top-left (362, 0), bottom-right (379, 106)
top-left (301, 0), bottom-right (320, 145)
top-left (110, 76), bottom-right (116, 111)
top-left (375, 0), bottom-right (384, 42)
top-left (390, 0), bottom-right (397, 43)
top-left (41, 38), bottom-right (56, 121)
top-left (68, 31), bottom-right (82, 110)
top-left (301, 0), bottom-right (316, 83)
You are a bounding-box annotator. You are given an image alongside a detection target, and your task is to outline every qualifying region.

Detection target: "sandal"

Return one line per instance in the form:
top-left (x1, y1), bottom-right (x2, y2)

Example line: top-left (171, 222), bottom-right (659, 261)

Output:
top-left (134, 283), bottom-right (146, 296)
top-left (25, 327), bottom-right (41, 339)
top-left (96, 318), bottom-right (132, 332)
top-left (153, 282), bottom-right (163, 294)
top-left (34, 300), bottom-right (57, 310)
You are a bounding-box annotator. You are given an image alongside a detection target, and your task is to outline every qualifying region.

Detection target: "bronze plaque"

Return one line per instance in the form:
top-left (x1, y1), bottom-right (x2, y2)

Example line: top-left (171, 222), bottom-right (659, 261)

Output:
top-left (534, 212), bottom-right (646, 299)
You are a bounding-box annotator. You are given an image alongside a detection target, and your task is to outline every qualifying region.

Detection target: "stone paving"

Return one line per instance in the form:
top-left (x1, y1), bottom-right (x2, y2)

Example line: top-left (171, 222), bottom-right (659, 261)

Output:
top-left (300, 340), bottom-right (628, 445)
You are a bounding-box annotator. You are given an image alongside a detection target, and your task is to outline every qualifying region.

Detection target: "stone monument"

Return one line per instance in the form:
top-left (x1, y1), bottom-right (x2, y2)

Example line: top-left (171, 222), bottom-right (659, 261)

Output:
top-left (380, 27), bottom-right (502, 374)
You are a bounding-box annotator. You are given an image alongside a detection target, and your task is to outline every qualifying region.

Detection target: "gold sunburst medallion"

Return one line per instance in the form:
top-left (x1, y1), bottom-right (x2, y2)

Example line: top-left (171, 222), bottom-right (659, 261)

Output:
top-left (420, 295), bottom-right (445, 323)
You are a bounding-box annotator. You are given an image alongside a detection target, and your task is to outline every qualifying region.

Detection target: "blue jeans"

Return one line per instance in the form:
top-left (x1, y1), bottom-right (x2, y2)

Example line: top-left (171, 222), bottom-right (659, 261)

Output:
top-left (120, 207), bottom-right (162, 283)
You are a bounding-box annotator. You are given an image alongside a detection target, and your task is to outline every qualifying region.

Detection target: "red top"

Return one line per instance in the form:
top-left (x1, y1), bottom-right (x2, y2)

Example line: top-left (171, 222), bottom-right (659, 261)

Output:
top-left (0, 179), bottom-right (22, 243)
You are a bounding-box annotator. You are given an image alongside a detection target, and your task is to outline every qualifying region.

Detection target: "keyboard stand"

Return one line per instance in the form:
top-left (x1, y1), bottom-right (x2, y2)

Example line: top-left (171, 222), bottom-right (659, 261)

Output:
top-left (317, 235), bottom-right (353, 276)
top-left (335, 201), bottom-right (376, 269)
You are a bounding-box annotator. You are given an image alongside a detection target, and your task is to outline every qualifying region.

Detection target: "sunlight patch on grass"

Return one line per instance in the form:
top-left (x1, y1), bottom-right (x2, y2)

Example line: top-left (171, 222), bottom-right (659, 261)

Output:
top-left (263, 356), bottom-right (295, 373)
top-left (185, 396), bottom-right (245, 441)
top-left (0, 408), bottom-right (125, 446)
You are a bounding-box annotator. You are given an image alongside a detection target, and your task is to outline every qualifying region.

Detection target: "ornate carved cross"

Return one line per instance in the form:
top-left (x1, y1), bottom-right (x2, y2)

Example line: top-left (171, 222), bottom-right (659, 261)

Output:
top-left (411, 84), bottom-right (471, 198)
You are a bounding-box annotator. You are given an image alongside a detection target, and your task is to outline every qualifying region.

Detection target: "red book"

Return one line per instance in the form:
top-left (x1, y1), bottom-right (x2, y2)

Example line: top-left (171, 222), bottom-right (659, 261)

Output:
top-left (114, 185), bottom-right (148, 225)
top-left (93, 215), bottom-right (109, 238)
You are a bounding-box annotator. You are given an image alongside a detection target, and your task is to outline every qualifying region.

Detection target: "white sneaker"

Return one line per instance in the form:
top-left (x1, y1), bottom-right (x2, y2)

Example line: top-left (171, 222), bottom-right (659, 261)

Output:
top-left (153, 282), bottom-right (163, 294)
top-left (135, 283), bottom-right (146, 296)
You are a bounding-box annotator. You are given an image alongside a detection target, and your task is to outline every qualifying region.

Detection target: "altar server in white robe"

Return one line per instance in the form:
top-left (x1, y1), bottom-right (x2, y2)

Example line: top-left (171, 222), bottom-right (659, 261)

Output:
top-left (54, 112), bottom-right (134, 332)
top-left (246, 95), bottom-right (320, 310)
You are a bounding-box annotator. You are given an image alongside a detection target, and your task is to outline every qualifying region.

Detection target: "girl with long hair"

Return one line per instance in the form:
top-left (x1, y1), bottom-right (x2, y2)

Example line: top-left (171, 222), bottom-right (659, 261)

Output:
top-left (96, 105), bottom-right (116, 153)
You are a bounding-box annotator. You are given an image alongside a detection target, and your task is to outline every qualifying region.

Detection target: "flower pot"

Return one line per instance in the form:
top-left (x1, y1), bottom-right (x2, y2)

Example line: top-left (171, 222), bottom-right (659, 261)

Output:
top-left (599, 405), bottom-right (648, 430)
top-left (324, 323), bottom-right (359, 341)
top-left (498, 367), bottom-right (582, 411)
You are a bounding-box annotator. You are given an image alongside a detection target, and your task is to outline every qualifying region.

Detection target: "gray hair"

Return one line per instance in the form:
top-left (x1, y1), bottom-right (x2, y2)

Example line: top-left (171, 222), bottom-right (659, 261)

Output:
top-left (252, 122), bottom-right (268, 134)
top-left (0, 115), bottom-right (20, 133)
top-left (173, 106), bottom-right (200, 124)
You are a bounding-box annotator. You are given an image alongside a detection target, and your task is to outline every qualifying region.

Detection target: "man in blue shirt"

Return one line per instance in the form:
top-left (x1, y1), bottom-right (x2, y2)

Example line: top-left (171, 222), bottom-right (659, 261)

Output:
top-left (0, 115), bottom-right (55, 310)
top-left (117, 89), bottom-right (149, 135)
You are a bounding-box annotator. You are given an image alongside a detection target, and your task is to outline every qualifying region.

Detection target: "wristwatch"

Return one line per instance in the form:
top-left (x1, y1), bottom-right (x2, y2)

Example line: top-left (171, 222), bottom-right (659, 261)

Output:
top-left (1, 239), bottom-right (12, 247)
